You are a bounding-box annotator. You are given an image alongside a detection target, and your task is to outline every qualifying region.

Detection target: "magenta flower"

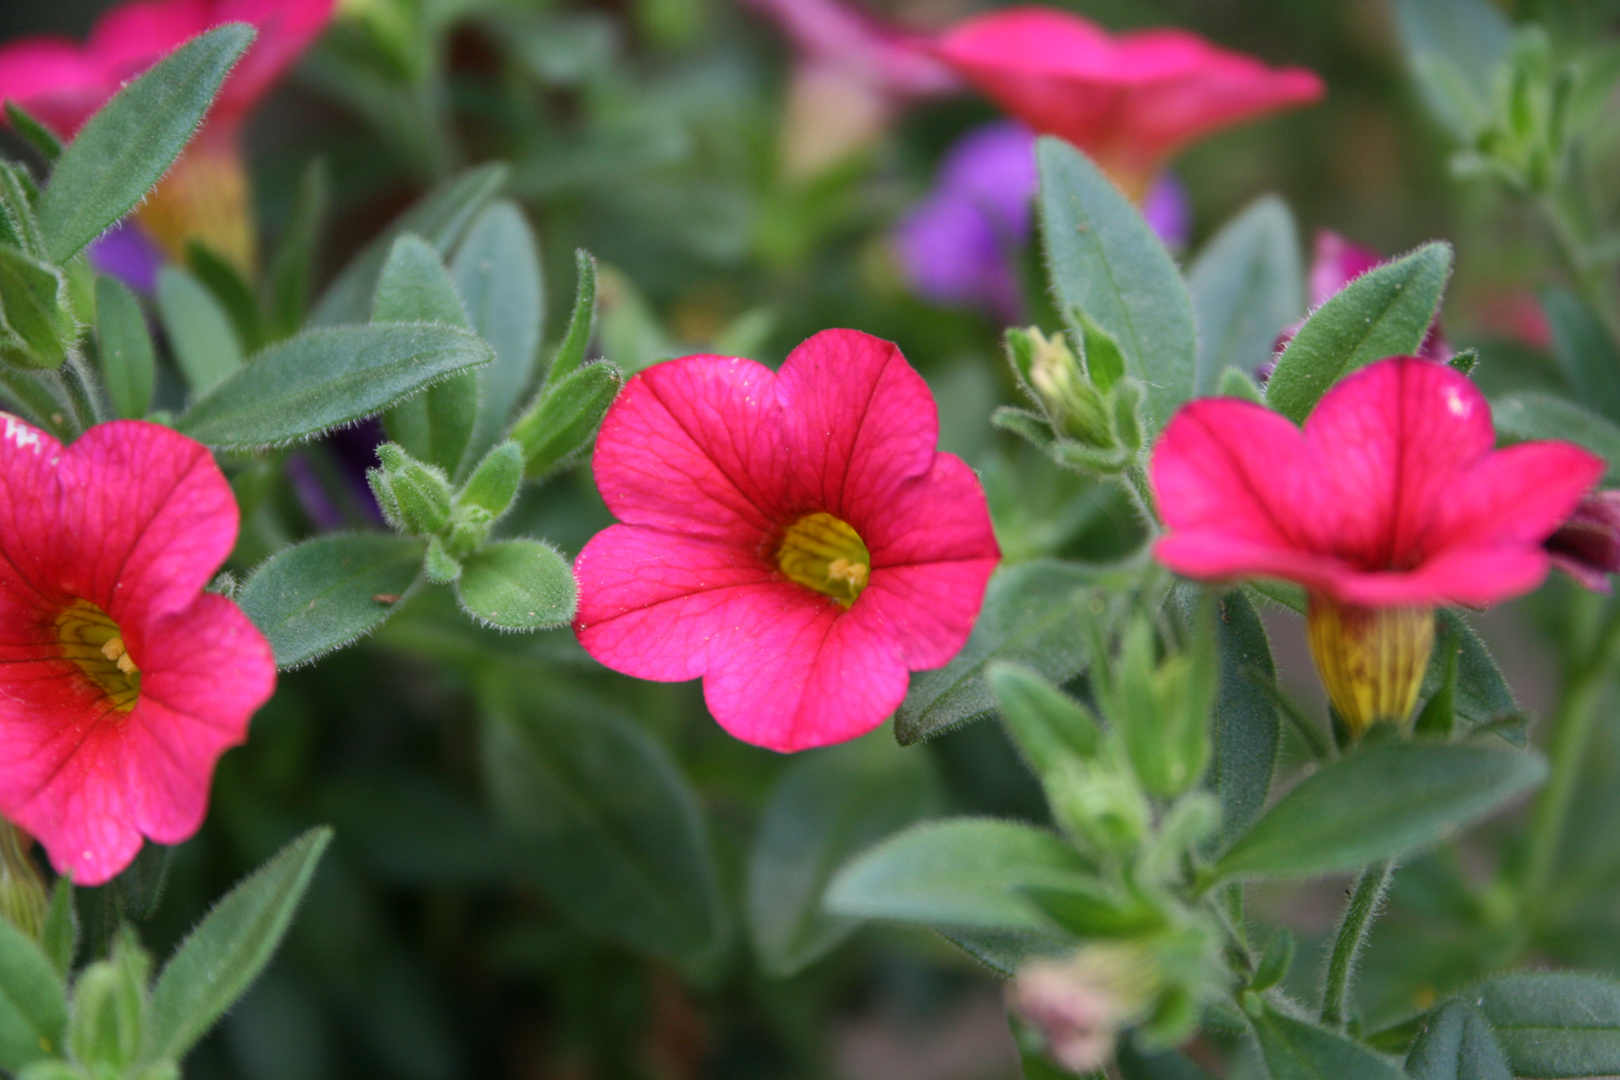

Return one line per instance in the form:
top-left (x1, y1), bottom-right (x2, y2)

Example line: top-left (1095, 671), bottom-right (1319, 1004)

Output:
top-left (0, 418), bottom-right (275, 885)
top-left (931, 7), bottom-right (1323, 199)
top-left (0, 0), bottom-right (335, 274)
top-left (1151, 358), bottom-right (1600, 733)
top-left (573, 330), bottom-right (1000, 752)
top-left (1546, 491), bottom-right (1620, 593)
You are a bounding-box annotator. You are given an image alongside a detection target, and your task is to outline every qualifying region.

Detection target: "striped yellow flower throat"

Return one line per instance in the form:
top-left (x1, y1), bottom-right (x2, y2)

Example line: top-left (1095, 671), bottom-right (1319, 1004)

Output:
top-left (1306, 595), bottom-right (1433, 738)
top-left (55, 600), bottom-right (141, 712)
top-left (776, 512), bottom-right (871, 606)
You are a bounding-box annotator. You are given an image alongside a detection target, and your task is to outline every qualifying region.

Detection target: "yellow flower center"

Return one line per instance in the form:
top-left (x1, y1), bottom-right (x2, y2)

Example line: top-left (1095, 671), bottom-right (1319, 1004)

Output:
top-left (775, 512), bottom-right (871, 606)
top-left (55, 601), bottom-right (140, 712)
top-left (1305, 595), bottom-right (1433, 739)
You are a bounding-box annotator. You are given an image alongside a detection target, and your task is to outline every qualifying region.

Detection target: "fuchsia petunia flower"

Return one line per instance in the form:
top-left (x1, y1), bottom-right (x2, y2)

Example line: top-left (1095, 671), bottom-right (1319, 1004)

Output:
top-left (0, 0), bottom-right (335, 274)
top-left (573, 329), bottom-right (1000, 752)
top-left (0, 417), bottom-right (275, 885)
top-left (931, 7), bottom-right (1323, 199)
top-left (1151, 357), bottom-right (1600, 735)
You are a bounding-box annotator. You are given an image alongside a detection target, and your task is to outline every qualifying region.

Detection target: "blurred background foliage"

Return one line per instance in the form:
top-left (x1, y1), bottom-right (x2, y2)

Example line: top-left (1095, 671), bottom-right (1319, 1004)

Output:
top-left (4, 0), bottom-right (1620, 1077)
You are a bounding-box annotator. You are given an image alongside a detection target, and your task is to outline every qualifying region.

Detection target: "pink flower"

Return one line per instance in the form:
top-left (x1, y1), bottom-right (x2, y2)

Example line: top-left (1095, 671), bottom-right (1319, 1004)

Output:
top-left (573, 329), bottom-right (1000, 752)
top-left (1151, 358), bottom-right (1599, 733)
top-left (0, 0), bottom-right (335, 273)
top-left (931, 7), bottom-right (1323, 198)
top-left (740, 0), bottom-right (958, 175)
top-left (1546, 490), bottom-right (1620, 592)
top-left (0, 417), bottom-right (275, 885)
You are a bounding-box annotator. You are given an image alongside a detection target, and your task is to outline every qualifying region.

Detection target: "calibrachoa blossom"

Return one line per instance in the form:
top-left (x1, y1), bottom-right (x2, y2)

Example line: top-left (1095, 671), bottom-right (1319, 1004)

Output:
top-left (1546, 490), bottom-right (1620, 592)
top-left (931, 7), bottom-right (1323, 199)
top-left (891, 121), bottom-right (1189, 320)
top-left (1151, 357), bottom-right (1600, 734)
top-left (0, 417), bottom-right (275, 884)
top-left (573, 329), bottom-right (1000, 751)
top-left (0, 0), bottom-right (335, 274)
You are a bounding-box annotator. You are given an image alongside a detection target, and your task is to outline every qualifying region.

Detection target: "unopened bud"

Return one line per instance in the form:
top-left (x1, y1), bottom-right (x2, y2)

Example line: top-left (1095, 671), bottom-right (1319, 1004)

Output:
top-left (1024, 329), bottom-right (1112, 446)
top-left (1546, 490), bottom-right (1620, 592)
top-left (1007, 945), bottom-right (1160, 1074)
top-left (1306, 594), bottom-right (1434, 738)
top-left (374, 443), bottom-right (453, 536)
top-left (0, 820), bottom-right (46, 940)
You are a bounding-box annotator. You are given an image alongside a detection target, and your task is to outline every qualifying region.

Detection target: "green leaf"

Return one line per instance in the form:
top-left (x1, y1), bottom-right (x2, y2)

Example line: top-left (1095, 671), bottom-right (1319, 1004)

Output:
top-left (1117, 1043), bottom-right (1216, 1080)
top-left (988, 662), bottom-right (1103, 777)
top-left (545, 249), bottom-right (598, 387)
top-left (895, 560), bottom-right (1099, 746)
top-left (5, 102), bottom-right (62, 164)
top-left (1037, 137), bottom-right (1196, 431)
top-left (143, 826), bottom-right (332, 1063)
top-left (454, 540), bottom-right (576, 630)
top-left (1471, 972), bottom-right (1620, 1078)
top-left (1421, 611), bottom-right (1526, 744)
top-left (94, 276), bottom-right (155, 419)
top-left (1188, 196), bottom-right (1304, 396)
top-left (237, 532), bottom-right (424, 668)
top-left (311, 164), bottom-right (508, 328)
top-left (1252, 1008), bottom-right (1406, 1080)
top-left (0, 914), bottom-right (67, 1071)
top-left (511, 361), bottom-right (624, 478)
top-left (936, 927), bottom-right (1070, 977)
top-left (1540, 287), bottom-right (1620, 425)
top-left (1266, 242), bottom-right (1452, 423)
top-left (747, 738), bottom-right (941, 976)
top-left (375, 235), bottom-right (477, 476)
top-left (1494, 392), bottom-right (1620, 482)
top-left (480, 682), bottom-right (728, 968)
top-left (0, 247), bottom-right (75, 370)
top-left (37, 25), bottom-right (253, 264)
top-left (157, 265), bottom-right (243, 395)
top-left (1405, 1000), bottom-right (1512, 1080)
top-left (39, 881), bottom-right (76, 978)
top-left (176, 323), bottom-right (493, 451)
top-left (1206, 590), bottom-right (1281, 842)
top-left (1394, 0), bottom-right (1513, 141)
top-left (267, 158), bottom-right (328, 341)
top-left (451, 200), bottom-right (544, 465)
top-left (824, 818), bottom-right (1092, 932)
top-left (185, 240), bottom-right (263, 354)
top-left (1211, 743), bottom-right (1546, 882)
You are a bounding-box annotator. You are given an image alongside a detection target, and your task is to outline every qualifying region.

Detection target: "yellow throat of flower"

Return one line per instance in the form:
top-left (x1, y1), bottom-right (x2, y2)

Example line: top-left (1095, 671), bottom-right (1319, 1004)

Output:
top-left (55, 600), bottom-right (141, 712)
top-left (1305, 595), bottom-right (1434, 738)
top-left (775, 512), bottom-right (871, 606)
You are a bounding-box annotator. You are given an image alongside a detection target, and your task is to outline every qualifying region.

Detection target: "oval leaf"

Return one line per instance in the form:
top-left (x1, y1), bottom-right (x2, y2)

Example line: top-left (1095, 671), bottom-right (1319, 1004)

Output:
top-left (747, 738), bottom-right (941, 977)
top-left (1037, 137), bottom-right (1196, 432)
top-left (94, 275), bottom-right (156, 419)
top-left (1211, 743), bottom-right (1547, 882)
top-left (144, 826), bottom-right (332, 1063)
top-left (480, 683), bottom-right (728, 967)
top-left (176, 323), bottom-right (493, 450)
top-left (1265, 242), bottom-right (1452, 424)
top-left (824, 818), bottom-right (1092, 932)
top-left (0, 915), bottom-right (67, 1071)
top-left (1406, 1000), bottom-right (1513, 1080)
top-left (1472, 972), bottom-right (1620, 1079)
top-left (454, 539), bottom-right (577, 630)
top-left (1253, 1008), bottom-right (1407, 1080)
top-left (1189, 195), bottom-right (1304, 396)
top-left (38, 25), bottom-right (253, 264)
top-left (237, 532), bottom-right (424, 668)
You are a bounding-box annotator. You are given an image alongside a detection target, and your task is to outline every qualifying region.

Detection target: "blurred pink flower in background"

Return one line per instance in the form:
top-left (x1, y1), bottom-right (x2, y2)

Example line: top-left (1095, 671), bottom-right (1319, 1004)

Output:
top-left (1151, 357), bottom-right (1599, 733)
top-left (0, 0), bottom-right (335, 275)
top-left (573, 330), bottom-right (1000, 752)
top-left (0, 418), bottom-right (275, 885)
top-left (931, 6), bottom-right (1323, 200)
top-left (739, 0), bottom-right (957, 176)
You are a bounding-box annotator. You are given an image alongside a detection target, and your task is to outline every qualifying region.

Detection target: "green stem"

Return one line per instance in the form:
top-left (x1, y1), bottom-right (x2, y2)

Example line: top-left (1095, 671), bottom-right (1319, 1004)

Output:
top-left (1519, 608), bottom-right (1620, 929)
top-left (1321, 861), bottom-right (1393, 1029)
top-left (59, 351), bottom-right (105, 432)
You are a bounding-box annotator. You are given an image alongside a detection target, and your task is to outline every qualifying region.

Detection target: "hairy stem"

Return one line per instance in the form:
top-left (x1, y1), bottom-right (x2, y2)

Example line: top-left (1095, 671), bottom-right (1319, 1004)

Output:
top-left (1321, 861), bottom-right (1393, 1029)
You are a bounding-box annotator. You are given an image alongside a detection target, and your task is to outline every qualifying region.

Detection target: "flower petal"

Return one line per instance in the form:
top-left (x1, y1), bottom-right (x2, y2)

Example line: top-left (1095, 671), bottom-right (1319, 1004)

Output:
top-left (574, 524), bottom-right (781, 682)
top-left (1431, 442), bottom-right (1605, 557)
top-left (0, 415), bottom-right (66, 610)
top-left (122, 593), bottom-right (274, 844)
top-left (57, 421), bottom-right (239, 623)
top-left (774, 329), bottom-right (940, 521)
top-left (593, 356), bottom-right (780, 540)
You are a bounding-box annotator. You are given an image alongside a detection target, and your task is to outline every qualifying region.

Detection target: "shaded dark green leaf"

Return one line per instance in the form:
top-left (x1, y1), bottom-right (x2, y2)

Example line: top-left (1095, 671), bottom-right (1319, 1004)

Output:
top-left (94, 275), bottom-right (155, 419)
top-left (1406, 1000), bottom-right (1513, 1080)
top-left (0, 914), bottom-right (66, 1070)
top-left (1188, 196), bottom-right (1303, 396)
top-left (1252, 1008), bottom-right (1406, 1080)
top-left (1472, 972), bottom-right (1620, 1079)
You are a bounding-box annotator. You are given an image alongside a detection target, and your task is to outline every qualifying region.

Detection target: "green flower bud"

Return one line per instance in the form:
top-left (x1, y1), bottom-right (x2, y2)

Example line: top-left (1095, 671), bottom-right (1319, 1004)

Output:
top-left (374, 443), bottom-right (453, 536)
top-left (67, 930), bottom-right (149, 1075)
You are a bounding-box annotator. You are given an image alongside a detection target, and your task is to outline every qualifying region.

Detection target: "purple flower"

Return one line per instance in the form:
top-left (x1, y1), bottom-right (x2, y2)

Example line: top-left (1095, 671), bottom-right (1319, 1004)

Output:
top-left (893, 122), bottom-right (1190, 320)
top-left (87, 221), bottom-right (164, 294)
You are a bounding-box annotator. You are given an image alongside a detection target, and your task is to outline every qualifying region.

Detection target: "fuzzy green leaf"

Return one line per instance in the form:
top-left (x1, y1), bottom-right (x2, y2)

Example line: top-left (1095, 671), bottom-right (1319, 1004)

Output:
top-left (157, 265), bottom-right (243, 395)
top-left (1189, 196), bottom-right (1303, 396)
top-left (1495, 391), bottom-right (1620, 482)
top-left (37, 25), bottom-right (252, 263)
top-left (1252, 1008), bottom-right (1406, 1080)
top-left (1472, 972), bottom-right (1620, 1078)
top-left (177, 323), bottom-right (493, 450)
top-left (454, 540), bottom-right (576, 630)
top-left (237, 532), bottom-right (424, 668)
top-left (1405, 1000), bottom-right (1513, 1080)
top-left (94, 276), bottom-right (155, 419)
top-left (0, 915), bottom-right (67, 1071)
